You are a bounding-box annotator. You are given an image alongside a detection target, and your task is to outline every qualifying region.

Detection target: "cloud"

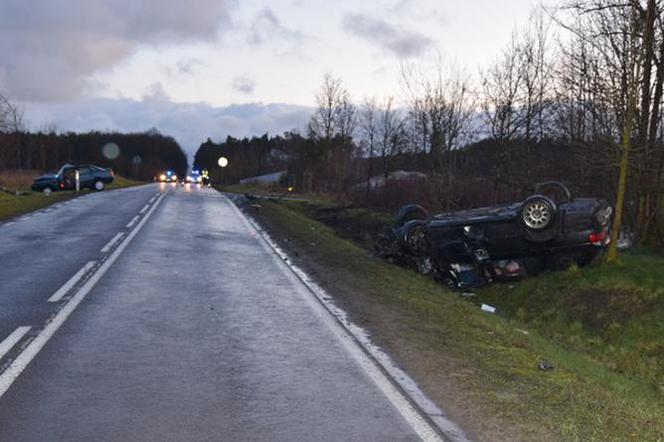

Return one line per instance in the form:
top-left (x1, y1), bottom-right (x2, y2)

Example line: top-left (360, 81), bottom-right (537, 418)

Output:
top-left (388, 0), bottom-right (447, 26)
top-left (248, 8), bottom-right (304, 45)
top-left (232, 77), bottom-right (256, 94)
top-left (24, 98), bottom-right (313, 161)
top-left (341, 13), bottom-right (433, 58)
top-left (162, 58), bottom-right (207, 78)
top-left (0, 0), bottom-right (235, 102)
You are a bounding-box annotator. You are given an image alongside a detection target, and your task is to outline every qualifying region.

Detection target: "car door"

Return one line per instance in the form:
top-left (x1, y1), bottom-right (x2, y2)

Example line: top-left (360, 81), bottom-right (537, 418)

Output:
top-left (77, 166), bottom-right (93, 188)
top-left (61, 167), bottom-right (76, 190)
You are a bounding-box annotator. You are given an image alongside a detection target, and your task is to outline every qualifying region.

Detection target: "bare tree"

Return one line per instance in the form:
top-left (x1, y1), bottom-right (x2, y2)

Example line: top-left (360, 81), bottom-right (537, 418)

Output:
top-left (359, 97), bottom-right (379, 185)
top-left (0, 93), bottom-right (26, 173)
top-left (377, 97), bottom-right (408, 179)
top-left (308, 74), bottom-right (356, 141)
top-left (401, 59), bottom-right (475, 174)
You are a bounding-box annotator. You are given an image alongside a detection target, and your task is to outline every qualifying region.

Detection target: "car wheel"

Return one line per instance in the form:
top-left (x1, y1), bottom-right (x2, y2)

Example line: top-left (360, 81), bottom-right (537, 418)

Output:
top-left (94, 180), bottom-right (105, 191)
top-left (519, 196), bottom-right (556, 231)
top-left (395, 204), bottom-right (429, 227)
top-left (42, 187), bottom-right (52, 196)
top-left (403, 221), bottom-right (430, 256)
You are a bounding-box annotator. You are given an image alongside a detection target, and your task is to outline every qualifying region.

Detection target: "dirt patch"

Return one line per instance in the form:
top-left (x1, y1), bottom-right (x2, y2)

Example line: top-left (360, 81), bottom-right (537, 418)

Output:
top-left (567, 287), bottom-right (657, 333)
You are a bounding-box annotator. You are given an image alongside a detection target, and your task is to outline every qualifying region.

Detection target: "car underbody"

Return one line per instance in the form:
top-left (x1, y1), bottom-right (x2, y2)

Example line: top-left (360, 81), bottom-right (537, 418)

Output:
top-left (380, 182), bottom-right (612, 289)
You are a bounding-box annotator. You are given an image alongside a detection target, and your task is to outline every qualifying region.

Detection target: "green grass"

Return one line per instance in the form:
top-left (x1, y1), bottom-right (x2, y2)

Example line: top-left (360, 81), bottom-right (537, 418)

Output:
top-left (475, 252), bottom-right (664, 396)
top-left (258, 200), bottom-right (664, 441)
top-left (0, 175), bottom-right (143, 222)
top-left (217, 183), bottom-right (338, 204)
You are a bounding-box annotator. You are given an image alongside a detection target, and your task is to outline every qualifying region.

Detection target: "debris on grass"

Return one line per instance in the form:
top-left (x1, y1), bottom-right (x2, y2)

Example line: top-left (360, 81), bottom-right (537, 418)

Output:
top-left (481, 303), bottom-right (496, 313)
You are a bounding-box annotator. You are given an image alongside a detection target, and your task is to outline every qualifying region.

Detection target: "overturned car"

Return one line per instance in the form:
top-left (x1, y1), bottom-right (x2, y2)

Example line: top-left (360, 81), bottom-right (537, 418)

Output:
top-left (383, 182), bottom-right (612, 289)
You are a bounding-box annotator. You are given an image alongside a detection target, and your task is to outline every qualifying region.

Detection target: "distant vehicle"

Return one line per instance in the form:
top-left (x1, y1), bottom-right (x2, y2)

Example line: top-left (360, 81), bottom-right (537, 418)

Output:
top-left (31, 163), bottom-right (114, 194)
top-left (385, 182), bottom-right (612, 289)
top-left (186, 169), bottom-right (203, 184)
top-left (201, 169), bottom-right (210, 187)
top-left (158, 170), bottom-right (177, 183)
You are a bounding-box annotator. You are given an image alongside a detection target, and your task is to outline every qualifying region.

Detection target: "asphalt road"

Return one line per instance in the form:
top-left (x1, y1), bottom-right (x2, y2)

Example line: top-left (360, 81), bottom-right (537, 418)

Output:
top-left (0, 183), bottom-right (431, 441)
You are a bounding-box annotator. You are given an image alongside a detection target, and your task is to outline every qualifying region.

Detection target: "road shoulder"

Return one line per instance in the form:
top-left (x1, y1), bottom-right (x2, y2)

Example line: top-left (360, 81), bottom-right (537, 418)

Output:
top-left (236, 198), bottom-right (664, 442)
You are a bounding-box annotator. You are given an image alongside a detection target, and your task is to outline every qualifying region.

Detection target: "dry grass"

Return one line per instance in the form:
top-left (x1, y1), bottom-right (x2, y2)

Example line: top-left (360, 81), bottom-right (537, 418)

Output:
top-left (0, 169), bottom-right (41, 190)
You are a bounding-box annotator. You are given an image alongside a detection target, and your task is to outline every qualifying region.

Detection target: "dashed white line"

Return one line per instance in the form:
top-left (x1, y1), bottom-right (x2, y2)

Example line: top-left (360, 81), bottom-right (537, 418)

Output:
top-left (2, 222), bottom-right (15, 227)
top-left (47, 261), bottom-right (96, 303)
top-left (100, 232), bottom-right (125, 253)
top-left (149, 195), bottom-right (157, 203)
top-left (0, 193), bottom-right (165, 400)
top-left (139, 204), bottom-right (149, 214)
top-left (0, 327), bottom-right (31, 360)
top-left (126, 215), bottom-right (140, 229)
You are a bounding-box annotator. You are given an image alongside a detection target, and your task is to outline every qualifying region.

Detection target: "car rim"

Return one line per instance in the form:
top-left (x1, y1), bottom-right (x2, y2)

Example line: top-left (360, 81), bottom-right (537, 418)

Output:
top-left (523, 202), bottom-right (550, 229)
top-left (95, 181), bottom-right (103, 190)
top-left (407, 226), bottom-right (428, 254)
top-left (43, 188), bottom-right (51, 195)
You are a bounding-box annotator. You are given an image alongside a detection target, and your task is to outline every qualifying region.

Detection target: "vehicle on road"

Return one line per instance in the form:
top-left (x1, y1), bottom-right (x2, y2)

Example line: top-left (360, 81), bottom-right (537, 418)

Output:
top-left (31, 163), bottom-right (114, 194)
top-left (185, 169), bottom-right (203, 185)
top-left (385, 182), bottom-right (612, 289)
top-left (158, 170), bottom-right (177, 183)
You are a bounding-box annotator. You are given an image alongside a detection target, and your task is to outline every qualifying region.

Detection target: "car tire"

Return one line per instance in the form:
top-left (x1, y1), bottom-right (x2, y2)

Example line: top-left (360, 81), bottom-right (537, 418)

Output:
top-left (519, 195), bottom-right (556, 231)
top-left (94, 180), bottom-right (105, 191)
top-left (395, 204), bottom-right (429, 227)
top-left (402, 220), bottom-right (430, 256)
top-left (42, 187), bottom-right (52, 196)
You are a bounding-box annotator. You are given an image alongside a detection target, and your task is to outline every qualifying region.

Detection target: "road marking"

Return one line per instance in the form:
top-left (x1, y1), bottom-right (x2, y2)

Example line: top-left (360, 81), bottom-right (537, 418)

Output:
top-left (2, 222), bottom-right (15, 227)
top-left (149, 195), bottom-right (156, 203)
top-left (225, 196), bottom-right (461, 442)
top-left (0, 327), bottom-right (31, 361)
top-left (139, 204), bottom-right (149, 214)
top-left (100, 233), bottom-right (125, 253)
top-left (126, 215), bottom-right (140, 229)
top-left (0, 193), bottom-right (165, 400)
top-left (47, 261), bottom-right (96, 303)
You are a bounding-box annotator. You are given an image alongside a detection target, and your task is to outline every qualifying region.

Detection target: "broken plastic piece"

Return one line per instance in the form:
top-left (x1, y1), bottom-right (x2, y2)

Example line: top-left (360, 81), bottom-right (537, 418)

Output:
top-left (480, 303), bottom-right (496, 313)
top-left (538, 360), bottom-right (554, 371)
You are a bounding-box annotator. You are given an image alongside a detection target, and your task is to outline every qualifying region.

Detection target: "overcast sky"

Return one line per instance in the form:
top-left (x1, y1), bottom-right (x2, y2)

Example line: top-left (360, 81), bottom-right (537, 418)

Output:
top-left (0, 0), bottom-right (540, 159)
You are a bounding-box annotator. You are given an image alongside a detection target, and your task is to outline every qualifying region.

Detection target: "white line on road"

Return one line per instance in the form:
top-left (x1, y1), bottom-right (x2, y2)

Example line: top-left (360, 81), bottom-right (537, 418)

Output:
top-left (100, 233), bottom-right (125, 253)
top-left (126, 215), bottom-right (140, 229)
top-left (149, 195), bottom-right (156, 203)
top-left (0, 327), bottom-right (31, 361)
top-left (225, 196), bottom-right (461, 442)
top-left (0, 193), bottom-right (165, 400)
top-left (2, 222), bottom-right (15, 227)
top-left (47, 261), bottom-right (97, 303)
top-left (139, 204), bottom-right (149, 214)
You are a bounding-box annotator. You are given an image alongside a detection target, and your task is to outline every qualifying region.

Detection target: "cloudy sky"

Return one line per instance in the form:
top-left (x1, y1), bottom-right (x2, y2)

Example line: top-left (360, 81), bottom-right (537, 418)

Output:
top-left (0, 0), bottom-right (540, 159)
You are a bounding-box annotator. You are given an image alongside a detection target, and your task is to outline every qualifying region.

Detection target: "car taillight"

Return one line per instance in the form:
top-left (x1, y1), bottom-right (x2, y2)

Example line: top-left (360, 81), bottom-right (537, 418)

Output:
top-left (589, 231), bottom-right (606, 246)
top-left (110, 169), bottom-right (114, 177)
top-left (59, 183), bottom-right (64, 189)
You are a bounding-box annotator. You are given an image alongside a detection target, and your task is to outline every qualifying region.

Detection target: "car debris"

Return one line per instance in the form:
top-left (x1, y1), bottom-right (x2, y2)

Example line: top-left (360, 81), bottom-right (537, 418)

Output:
top-left (480, 303), bottom-right (496, 313)
top-left (538, 359), bottom-right (555, 371)
top-left (380, 182), bottom-right (612, 290)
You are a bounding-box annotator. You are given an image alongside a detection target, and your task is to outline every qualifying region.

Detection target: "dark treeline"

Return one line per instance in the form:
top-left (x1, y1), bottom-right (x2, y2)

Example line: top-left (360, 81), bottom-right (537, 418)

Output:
top-left (0, 129), bottom-right (188, 181)
top-left (194, 132), bottom-right (614, 212)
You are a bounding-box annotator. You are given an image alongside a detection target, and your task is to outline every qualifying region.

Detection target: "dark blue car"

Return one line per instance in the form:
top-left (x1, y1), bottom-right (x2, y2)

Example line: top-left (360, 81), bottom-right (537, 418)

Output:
top-left (31, 163), bottom-right (114, 194)
top-left (387, 182), bottom-right (612, 289)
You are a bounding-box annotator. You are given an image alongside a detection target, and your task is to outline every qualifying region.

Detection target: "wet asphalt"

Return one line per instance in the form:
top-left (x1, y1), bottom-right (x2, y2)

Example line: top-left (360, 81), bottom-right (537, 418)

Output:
top-left (0, 184), bottom-right (420, 441)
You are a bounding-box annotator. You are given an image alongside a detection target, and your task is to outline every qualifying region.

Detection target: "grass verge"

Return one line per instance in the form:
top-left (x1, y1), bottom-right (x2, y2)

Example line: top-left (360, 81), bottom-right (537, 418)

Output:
top-left (0, 175), bottom-right (143, 222)
top-left (251, 199), bottom-right (664, 441)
